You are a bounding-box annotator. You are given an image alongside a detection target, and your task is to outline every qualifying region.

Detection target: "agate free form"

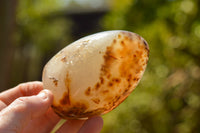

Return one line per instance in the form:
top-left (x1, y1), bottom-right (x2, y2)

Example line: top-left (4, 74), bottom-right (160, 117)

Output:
top-left (42, 30), bottom-right (149, 119)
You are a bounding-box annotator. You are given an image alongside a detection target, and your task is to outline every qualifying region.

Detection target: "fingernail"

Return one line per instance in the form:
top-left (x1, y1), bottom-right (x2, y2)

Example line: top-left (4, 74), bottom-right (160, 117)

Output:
top-left (38, 90), bottom-right (48, 99)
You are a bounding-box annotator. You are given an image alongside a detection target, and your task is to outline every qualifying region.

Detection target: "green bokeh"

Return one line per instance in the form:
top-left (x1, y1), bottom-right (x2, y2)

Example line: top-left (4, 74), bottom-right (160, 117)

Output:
top-left (101, 0), bottom-right (200, 132)
top-left (3, 0), bottom-right (200, 132)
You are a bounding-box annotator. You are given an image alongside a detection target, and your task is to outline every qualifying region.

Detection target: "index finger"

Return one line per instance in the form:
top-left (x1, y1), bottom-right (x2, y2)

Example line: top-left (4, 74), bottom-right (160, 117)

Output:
top-left (0, 81), bottom-right (43, 106)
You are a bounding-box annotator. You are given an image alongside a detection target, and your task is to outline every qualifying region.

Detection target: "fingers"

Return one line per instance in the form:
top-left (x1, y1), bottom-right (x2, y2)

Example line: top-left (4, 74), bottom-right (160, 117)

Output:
top-left (0, 81), bottom-right (43, 106)
top-left (22, 108), bottom-right (61, 133)
top-left (78, 116), bottom-right (103, 133)
top-left (55, 116), bottom-right (103, 133)
top-left (0, 82), bottom-right (104, 133)
top-left (55, 119), bottom-right (86, 133)
top-left (0, 89), bottom-right (53, 132)
top-left (0, 100), bottom-right (6, 111)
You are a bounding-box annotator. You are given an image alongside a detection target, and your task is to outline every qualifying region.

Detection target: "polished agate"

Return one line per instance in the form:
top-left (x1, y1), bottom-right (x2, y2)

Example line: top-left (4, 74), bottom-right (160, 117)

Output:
top-left (42, 30), bottom-right (149, 119)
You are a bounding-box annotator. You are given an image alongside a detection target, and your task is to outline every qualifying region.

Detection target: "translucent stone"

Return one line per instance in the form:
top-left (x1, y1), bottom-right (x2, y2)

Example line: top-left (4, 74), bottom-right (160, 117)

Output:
top-left (42, 30), bottom-right (149, 119)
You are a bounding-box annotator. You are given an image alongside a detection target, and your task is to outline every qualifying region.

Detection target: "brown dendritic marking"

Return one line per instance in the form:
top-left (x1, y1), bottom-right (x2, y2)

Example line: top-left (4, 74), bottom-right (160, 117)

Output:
top-left (84, 32), bottom-right (149, 117)
top-left (122, 88), bottom-right (130, 97)
top-left (91, 98), bottom-right (100, 104)
top-left (60, 92), bottom-right (70, 105)
top-left (61, 56), bottom-right (67, 62)
top-left (95, 82), bottom-right (101, 91)
top-left (103, 94), bottom-right (128, 112)
top-left (62, 72), bottom-right (71, 105)
top-left (85, 87), bottom-right (91, 96)
top-left (107, 81), bottom-right (113, 87)
top-left (102, 90), bottom-right (109, 94)
top-left (112, 78), bottom-right (121, 83)
top-left (66, 102), bottom-right (88, 116)
top-left (106, 73), bottom-right (111, 79)
top-left (100, 76), bottom-right (104, 84)
top-left (113, 39), bottom-right (117, 44)
top-left (126, 74), bottom-right (132, 82)
top-left (101, 46), bottom-right (116, 76)
top-left (52, 102), bottom-right (107, 119)
top-left (116, 32), bottom-right (148, 96)
top-left (133, 77), bottom-right (140, 81)
top-left (120, 40), bottom-right (125, 46)
top-left (58, 102), bottom-right (88, 118)
top-left (121, 31), bottom-right (134, 41)
top-left (142, 39), bottom-right (149, 53)
top-left (97, 32), bottom-right (146, 110)
top-left (51, 105), bottom-right (66, 118)
top-left (117, 33), bottom-right (148, 88)
top-left (51, 32), bottom-right (149, 119)
top-left (118, 34), bottom-right (121, 39)
top-left (49, 76), bottom-right (58, 86)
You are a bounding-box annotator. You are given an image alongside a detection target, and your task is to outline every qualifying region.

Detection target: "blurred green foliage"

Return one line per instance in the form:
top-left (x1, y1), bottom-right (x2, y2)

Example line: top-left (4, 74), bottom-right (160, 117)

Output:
top-left (16, 0), bottom-right (71, 52)
top-left (9, 0), bottom-right (72, 86)
top-left (7, 0), bottom-right (200, 132)
top-left (101, 0), bottom-right (200, 133)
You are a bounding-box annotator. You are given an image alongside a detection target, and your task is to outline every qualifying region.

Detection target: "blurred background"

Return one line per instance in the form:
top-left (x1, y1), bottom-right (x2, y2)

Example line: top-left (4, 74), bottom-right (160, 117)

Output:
top-left (0, 0), bottom-right (200, 132)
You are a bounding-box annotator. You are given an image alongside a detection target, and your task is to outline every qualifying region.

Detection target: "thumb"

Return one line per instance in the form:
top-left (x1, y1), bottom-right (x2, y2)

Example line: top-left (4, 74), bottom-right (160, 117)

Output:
top-left (0, 89), bottom-right (53, 132)
top-left (78, 116), bottom-right (103, 133)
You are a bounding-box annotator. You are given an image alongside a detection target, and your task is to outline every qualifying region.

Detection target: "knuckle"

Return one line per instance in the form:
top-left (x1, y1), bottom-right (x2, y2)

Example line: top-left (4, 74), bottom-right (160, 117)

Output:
top-left (0, 100), bottom-right (7, 110)
top-left (13, 97), bottom-right (29, 112)
top-left (17, 83), bottom-right (26, 89)
top-left (17, 83), bottom-right (28, 95)
top-left (16, 97), bottom-right (27, 103)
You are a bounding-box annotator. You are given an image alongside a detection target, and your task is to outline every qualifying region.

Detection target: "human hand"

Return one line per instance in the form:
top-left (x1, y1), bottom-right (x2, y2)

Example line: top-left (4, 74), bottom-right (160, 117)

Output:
top-left (0, 81), bottom-right (103, 133)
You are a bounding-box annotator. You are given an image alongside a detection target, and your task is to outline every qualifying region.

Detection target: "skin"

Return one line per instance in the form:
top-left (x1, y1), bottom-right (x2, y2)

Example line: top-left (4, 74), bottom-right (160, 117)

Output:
top-left (0, 81), bottom-right (103, 133)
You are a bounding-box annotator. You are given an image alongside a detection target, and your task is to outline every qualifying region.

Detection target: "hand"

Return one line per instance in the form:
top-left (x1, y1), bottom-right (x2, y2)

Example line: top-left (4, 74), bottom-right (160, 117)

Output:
top-left (0, 81), bottom-right (103, 133)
